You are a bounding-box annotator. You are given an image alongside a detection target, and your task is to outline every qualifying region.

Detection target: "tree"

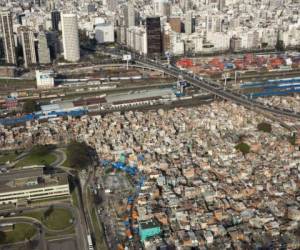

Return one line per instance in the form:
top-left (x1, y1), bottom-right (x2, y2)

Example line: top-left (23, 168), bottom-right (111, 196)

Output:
top-left (235, 142), bottom-right (250, 155)
top-left (23, 100), bottom-right (38, 113)
top-left (66, 141), bottom-right (91, 169)
top-left (289, 132), bottom-right (297, 146)
top-left (257, 122), bottom-right (272, 133)
top-left (31, 145), bottom-right (56, 156)
top-left (44, 205), bottom-right (54, 219)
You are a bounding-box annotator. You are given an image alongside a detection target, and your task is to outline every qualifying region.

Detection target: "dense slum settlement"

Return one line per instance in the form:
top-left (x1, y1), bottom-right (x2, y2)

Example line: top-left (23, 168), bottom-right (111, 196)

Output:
top-left (258, 95), bottom-right (300, 113)
top-left (0, 101), bottom-right (300, 248)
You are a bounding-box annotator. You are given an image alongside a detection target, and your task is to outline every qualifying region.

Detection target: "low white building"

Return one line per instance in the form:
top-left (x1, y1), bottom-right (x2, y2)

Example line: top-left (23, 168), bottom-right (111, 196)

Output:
top-left (36, 70), bottom-right (55, 89)
top-left (0, 168), bottom-right (70, 206)
top-left (95, 22), bottom-right (115, 44)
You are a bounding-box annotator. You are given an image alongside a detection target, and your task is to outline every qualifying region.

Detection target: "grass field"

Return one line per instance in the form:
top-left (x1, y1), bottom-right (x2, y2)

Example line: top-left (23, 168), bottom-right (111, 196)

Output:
top-left (15, 151), bottom-right (56, 168)
top-left (71, 189), bottom-right (79, 208)
top-left (62, 155), bottom-right (71, 168)
top-left (0, 223), bottom-right (37, 244)
top-left (23, 207), bottom-right (73, 231)
top-left (45, 226), bottom-right (75, 238)
top-left (0, 151), bottom-right (19, 164)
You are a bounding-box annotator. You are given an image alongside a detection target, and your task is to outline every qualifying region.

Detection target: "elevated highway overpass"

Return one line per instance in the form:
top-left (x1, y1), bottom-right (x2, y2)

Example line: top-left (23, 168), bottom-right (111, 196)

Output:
top-left (135, 57), bottom-right (300, 120)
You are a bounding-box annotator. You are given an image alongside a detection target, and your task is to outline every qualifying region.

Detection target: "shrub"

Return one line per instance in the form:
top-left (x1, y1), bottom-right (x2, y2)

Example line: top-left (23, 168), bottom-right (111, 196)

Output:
top-left (235, 142), bottom-right (250, 155)
top-left (257, 122), bottom-right (272, 133)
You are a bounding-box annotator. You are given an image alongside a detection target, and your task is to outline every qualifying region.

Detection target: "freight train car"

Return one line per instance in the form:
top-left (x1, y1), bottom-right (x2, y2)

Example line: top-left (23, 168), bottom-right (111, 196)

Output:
top-left (0, 109), bottom-right (87, 126)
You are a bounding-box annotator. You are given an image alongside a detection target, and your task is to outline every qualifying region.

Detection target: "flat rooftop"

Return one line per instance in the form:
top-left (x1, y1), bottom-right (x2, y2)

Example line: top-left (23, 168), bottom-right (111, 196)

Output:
top-left (0, 168), bottom-right (68, 193)
top-left (139, 219), bottom-right (160, 230)
top-left (106, 88), bottom-right (174, 104)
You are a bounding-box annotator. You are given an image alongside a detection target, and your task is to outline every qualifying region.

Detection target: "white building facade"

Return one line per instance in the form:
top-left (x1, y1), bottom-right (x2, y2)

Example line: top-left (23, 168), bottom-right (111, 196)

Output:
top-left (61, 13), bottom-right (80, 62)
top-left (36, 70), bottom-right (55, 89)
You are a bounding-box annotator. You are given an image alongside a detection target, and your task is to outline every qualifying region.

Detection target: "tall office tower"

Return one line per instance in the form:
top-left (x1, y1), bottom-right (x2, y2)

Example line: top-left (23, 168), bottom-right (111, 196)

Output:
top-left (126, 1), bottom-right (135, 27)
top-left (146, 17), bottom-right (162, 56)
top-left (38, 31), bottom-right (51, 64)
top-left (153, 0), bottom-right (168, 16)
top-left (0, 11), bottom-right (16, 65)
top-left (51, 10), bottom-right (61, 31)
top-left (185, 11), bottom-right (193, 34)
top-left (61, 13), bottom-right (80, 62)
top-left (47, 0), bottom-right (56, 10)
top-left (0, 37), bottom-right (4, 63)
top-left (107, 0), bottom-right (118, 12)
top-left (179, 0), bottom-right (191, 12)
top-left (46, 31), bottom-right (59, 60)
top-left (218, 0), bottom-right (226, 11)
top-left (19, 27), bottom-right (37, 68)
top-left (34, 0), bottom-right (41, 7)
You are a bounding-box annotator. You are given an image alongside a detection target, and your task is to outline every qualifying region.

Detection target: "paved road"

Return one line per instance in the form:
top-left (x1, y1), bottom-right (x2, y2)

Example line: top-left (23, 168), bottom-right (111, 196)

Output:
top-left (50, 149), bottom-right (89, 250)
top-left (51, 149), bottom-right (76, 176)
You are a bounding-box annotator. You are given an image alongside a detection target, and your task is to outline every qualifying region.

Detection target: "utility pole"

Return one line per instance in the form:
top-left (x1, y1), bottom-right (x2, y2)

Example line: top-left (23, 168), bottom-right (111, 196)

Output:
top-left (222, 72), bottom-right (229, 90)
top-left (235, 71), bottom-right (238, 85)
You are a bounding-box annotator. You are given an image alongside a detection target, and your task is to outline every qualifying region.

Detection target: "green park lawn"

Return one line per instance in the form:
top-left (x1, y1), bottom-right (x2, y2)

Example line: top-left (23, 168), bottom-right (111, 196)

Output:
top-left (15, 151), bottom-right (56, 168)
top-left (0, 223), bottom-right (37, 244)
top-left (23, 207), bottom-right (73, 231)
top-left (0, 151), bottom-right (19, 164)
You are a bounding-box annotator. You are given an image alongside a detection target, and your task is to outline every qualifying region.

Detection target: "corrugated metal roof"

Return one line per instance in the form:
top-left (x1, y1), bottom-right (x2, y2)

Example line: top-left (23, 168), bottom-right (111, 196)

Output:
top-left (106, 88), bottom-right (174, 103)
top-left (41, 104), bottom-right (60, 112)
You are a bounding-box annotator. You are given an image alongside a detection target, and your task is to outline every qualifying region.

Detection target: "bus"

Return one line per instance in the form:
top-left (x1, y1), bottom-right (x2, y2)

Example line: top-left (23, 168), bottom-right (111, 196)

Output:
top-left (87, 234), bottom-right (94, 250)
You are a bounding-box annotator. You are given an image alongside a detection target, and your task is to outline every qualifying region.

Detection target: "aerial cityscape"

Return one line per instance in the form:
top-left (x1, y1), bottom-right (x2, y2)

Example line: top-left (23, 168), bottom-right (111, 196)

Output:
top-left (0, 0), bottom-right (300, 249)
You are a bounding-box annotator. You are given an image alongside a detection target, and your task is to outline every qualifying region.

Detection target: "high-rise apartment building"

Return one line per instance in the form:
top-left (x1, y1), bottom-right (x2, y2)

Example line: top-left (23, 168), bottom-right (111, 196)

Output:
top-left (0, 11), bottom-right (16, 65)
top-left (146, 17), bottom-right (162, 56)
top-left (125, 1), bottom-right (135, 27)
top-left (51, 10), bottom-right (61, 31)
top-left (185, 11), bottom-right (193, 34)
top-left (61, 13), bottom-right (80, 62)
top-left (168, 17), bottom-right (181, 33)
top-left (19, 26), bottom-right (37, 68)
top-left (38, 31), bottom-right (51, 64)
top-left (218, 0), bottom-right (226, 11)
top-left (107, 0), bottom-right (118, 12)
